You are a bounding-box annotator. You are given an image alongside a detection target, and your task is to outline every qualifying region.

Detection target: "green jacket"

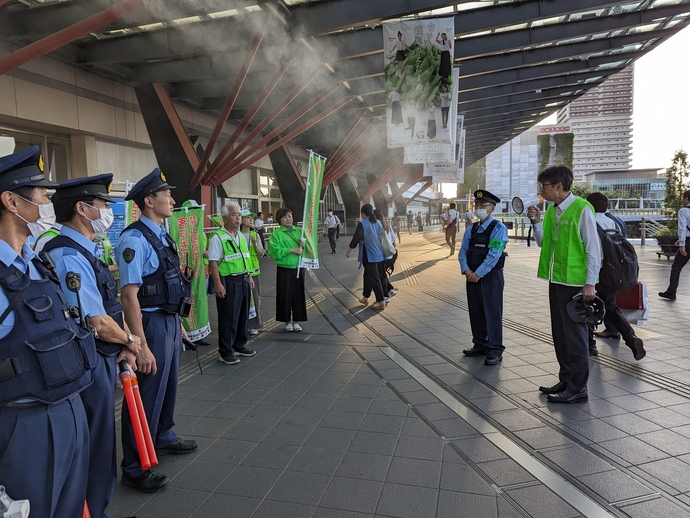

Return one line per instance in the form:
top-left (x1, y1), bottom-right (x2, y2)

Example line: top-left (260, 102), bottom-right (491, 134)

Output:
top-left (268, 226), bottom-right (303, 269)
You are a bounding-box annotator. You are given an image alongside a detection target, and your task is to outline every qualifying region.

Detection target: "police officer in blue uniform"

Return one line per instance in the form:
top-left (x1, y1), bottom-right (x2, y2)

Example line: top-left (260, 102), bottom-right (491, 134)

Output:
top-left (459, 190), bottom-right (509, 366)
top-left (0, 146), bottom-right (96, 517)
top-left (116, 168), bottom-right (197, 492)
top-left (43, 174), bottom-right (141, 517)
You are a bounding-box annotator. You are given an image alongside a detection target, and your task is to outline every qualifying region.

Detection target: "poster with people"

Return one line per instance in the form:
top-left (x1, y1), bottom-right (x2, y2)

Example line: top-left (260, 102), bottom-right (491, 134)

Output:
top-left (169, 205), bottom-right (211, 342)
top-left (299, 151), bottom-right (326, 270)
top-left (404, 67), bottom-right (459, 164)
top-left (425, 114), bottom-right (465, 182)
top-left (384, 17), bottom-right (455, 149)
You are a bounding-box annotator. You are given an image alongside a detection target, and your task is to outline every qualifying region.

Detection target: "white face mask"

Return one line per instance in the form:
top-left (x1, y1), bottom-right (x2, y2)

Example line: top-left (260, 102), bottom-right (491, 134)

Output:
top-left (84, 203), bottom-right (114, 234)
top-left (474, 208), bottom-right (489, 220)
top-left (15, 195), bottom-right (56, 238)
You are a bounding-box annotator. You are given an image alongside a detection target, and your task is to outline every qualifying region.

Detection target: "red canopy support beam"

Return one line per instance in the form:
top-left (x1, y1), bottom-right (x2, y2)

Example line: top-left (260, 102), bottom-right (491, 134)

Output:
top-left (205, 73), bottom-right (319, 182)
top-left (407, 178), bottom-right (433, 204)
top-left (189, 31), bottom-right (264, 192)
top-left (207, 82), bottom-right (341, 184)
top-left (208, 43), bottom-right (302, 170)
top-left (389, 166), bottom-right (424, 202)
top-left (323, 129), bottom-right (385, 184)
top-left (0, 0), bottom-right (144, 76)
top-left (0, 1), bottom-right (13, 8)
top-left (325, 108), bottom-right (367, 170)
top-left (322, 134), bottom-right (387, 188)
top-left (358, 154), bottom-right (404, 201)
top-left (210, 96), bottom-right (354, 186)
top-left (152, 83), bottom-right (199, 170)
top-left (325, 117), bottom-right (376, 177)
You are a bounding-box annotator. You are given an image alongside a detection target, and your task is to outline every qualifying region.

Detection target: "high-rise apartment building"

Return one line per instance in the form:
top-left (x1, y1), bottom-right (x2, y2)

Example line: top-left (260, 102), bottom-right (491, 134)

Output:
top-left (557, 65), bottom-right (633, 182)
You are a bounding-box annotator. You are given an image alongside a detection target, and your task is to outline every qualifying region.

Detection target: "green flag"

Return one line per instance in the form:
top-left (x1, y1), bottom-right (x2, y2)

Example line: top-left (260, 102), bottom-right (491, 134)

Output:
top-left (299, 151), bottom-right (326, 270)
top-left (169, 205), bottom-right (211, 341)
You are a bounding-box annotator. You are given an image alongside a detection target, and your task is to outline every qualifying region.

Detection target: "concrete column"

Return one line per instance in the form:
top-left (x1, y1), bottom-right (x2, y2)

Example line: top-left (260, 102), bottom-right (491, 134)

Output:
top-left (70, 134), bottom-right (98, 177)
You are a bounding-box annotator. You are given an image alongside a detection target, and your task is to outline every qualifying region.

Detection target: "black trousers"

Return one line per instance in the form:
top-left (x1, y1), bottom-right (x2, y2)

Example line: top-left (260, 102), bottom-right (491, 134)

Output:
top-left (549, 283), bottom-right (589, 394)
top-left (590, 288), bottom-right (635, 344)
top-left (466, 268), bottom-right (505, 357)
top-left (666, 238), bottom-right (690, 294)
top-left (276, 266), bottom-right (307, 322)
top-left (362, 261), bottom-right (385, 302)
top-left (215, 274), bottom-right (249, 357)
top-left (328, 228), bottom-right (338, 252)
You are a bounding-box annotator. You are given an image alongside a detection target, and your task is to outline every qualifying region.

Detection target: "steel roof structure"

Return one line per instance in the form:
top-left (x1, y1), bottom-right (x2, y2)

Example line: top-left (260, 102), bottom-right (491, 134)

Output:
top-left (2, 0), bottom-right (689, 202)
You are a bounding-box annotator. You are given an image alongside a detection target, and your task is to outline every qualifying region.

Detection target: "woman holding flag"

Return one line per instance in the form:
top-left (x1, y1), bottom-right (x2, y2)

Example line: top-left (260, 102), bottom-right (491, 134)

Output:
top-left (267, 207), bottom-right (308, 332)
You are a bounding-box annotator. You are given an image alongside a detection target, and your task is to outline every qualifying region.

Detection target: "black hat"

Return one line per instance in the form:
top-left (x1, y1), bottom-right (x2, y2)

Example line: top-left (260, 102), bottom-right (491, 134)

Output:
top-left (125, 168), bottom-right (175, 203)
top-left (53, 173), bottom-right (117, 203)
top-left (0, 145), bottom-right (58, 193)
top-left (473, 189), bottom-right (500, 205)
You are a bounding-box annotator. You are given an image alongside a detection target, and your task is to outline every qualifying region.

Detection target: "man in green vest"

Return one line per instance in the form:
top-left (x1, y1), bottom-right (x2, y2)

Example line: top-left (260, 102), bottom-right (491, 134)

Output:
top-left (527, 165), bottom-right (601, 404)
top-left (208, 202), bottom-right (256, 365)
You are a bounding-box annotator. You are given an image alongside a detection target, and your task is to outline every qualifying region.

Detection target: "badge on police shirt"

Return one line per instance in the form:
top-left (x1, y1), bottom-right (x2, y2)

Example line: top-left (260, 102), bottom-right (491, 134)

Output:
top-left (123, 248), bottom-right (135, 263)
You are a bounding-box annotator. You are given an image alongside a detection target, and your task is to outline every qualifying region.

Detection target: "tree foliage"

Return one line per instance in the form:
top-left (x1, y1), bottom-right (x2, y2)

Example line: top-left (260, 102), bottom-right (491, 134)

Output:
top-left (662, 149), bottom-right (689, 234)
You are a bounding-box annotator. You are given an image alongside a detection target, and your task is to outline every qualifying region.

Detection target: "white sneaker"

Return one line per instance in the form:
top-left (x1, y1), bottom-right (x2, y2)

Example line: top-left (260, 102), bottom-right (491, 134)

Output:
top-left (285, 323), bottom-right (294, 332)
top-left (388, 289), bottom-right (397, 297)
top-left (384, 297), bottom-right (391, 303)
top-left (249, 329), bottom-right (259, 336)
top-left (292, 323), bottom-right (302, 332)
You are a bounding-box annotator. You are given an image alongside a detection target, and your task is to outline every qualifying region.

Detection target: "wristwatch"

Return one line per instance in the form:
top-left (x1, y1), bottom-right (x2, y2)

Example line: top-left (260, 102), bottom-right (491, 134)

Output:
top-left (125, 332), bottom-right (134, 345)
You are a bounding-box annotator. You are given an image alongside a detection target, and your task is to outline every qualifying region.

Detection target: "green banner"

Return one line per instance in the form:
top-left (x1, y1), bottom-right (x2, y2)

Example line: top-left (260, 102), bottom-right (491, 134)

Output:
top-left (299, 151), bottom-right (326, 269)
top-left (169, 205), bottom-right (211, 341)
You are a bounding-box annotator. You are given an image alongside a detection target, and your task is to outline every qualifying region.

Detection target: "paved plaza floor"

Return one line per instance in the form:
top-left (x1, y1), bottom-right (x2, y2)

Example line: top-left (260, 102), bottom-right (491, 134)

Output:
top-left (110, 225), bottom-right (690, 518)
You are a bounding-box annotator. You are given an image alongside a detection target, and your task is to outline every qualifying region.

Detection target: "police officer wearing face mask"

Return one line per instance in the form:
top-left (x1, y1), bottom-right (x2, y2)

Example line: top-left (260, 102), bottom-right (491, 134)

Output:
top-left (0, 145), bottom-right (97, 517)
top-left (42, 174), bottom-right (141, 517)
top-left (459, 190), bottom-right (509, 366)
top-left (116, 168), bottom-right (196, 493)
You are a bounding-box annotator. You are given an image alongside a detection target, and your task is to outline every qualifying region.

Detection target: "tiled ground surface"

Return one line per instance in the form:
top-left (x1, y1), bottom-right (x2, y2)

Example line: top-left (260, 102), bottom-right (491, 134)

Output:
top-left (110, 225), bottom-right (690, 517)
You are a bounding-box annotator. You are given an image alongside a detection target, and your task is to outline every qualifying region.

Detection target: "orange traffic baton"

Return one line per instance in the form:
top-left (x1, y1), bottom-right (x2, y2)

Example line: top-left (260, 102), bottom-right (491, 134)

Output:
top-left (119, 361), bottom-right (151, 470)
top-left (130, 370), bottom-right (158, 467)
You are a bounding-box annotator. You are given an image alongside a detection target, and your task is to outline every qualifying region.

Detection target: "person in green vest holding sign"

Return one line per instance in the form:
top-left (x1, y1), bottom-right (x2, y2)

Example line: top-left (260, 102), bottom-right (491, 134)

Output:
top-left (528, 165), bottom-right (601, 404)
top-left (208, 202), bottom-right (256, 365)
top-left (240, 208), bottom-right (265, 335)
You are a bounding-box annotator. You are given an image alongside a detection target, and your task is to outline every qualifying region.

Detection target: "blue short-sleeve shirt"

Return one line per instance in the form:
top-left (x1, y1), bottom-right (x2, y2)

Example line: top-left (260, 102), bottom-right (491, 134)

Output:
top-left (0, 240), bottom-right (43, 339)
top-left (47, 225), bottom-right (106, 320)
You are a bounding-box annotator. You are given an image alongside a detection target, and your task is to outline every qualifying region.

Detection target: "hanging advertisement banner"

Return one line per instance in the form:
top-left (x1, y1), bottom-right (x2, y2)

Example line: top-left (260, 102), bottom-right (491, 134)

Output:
top-left (425, 114), bottom-right (464, 182)
top-left (457, 128), bottom-right (467, 183)
top-left (169, 205), bottom-right (211, 342)
top-left (384, 17), bottom-right (455, 149)
top-left (299, 150), bottom-right (326, 270)
top-left (403, 67), bottom-right (460, 163)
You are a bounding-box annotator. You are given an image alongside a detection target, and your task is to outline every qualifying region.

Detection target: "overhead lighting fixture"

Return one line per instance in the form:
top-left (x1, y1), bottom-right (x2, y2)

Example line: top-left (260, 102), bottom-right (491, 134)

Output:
top-left (342, 81), bottom-right (351, 89)
top-left (324, 63), bottom-right (335, 73)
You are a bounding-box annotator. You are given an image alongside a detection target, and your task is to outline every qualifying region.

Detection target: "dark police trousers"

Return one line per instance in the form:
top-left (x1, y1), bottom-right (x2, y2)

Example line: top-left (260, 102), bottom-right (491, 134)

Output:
top-left (549, 283), bottom-right (589, 394)
top-left (466, 268), bottom-right (505, 357)
top-left (215, 274), bottom-right (250, 357)
top-left (121, 312), bottom-right (182, 478)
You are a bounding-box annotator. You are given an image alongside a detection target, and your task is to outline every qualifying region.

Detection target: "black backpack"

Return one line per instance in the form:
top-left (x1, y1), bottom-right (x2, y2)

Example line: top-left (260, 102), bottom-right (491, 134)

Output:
top-left (596, 224), bottom-right (639, 292)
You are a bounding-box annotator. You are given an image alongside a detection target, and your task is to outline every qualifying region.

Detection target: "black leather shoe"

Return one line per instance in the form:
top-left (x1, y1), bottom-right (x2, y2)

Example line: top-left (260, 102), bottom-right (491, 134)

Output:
top-left (121, 470), bottom-right (168, 492)
top-left (463, 346), bottom-right (488, 356)
top-left (484, 355), bottom-right (502, 366)
top-left (194, 337), bottom-right (211, 346)
top-left (589, 344), bottom-right (599, 356)
top-left (234, 346), bottom-right (256, 357)
top-left (626, 336), bottom-right (646, 361)
top-left (547, 390), bottom-right (588, 404)
top-left (539, 381), bottom-right (566, 394)
top-left (156, 438), bottom-right (198, 455)
top-left (659, 291), bottom-right (676, 300)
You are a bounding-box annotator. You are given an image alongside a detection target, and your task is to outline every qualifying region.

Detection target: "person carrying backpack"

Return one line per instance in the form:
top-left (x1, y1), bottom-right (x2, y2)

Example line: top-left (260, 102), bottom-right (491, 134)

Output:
top-left (587, 192), bottom-right (645, 361)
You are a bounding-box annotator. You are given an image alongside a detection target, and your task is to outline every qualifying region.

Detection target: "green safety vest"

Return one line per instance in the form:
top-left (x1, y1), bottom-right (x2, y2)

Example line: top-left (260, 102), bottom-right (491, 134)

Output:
top-left (100, 235), bottom-right (116, 266)
top-left (247, 230), bottom-right (260, 276)
top-left (33, 228), bottom-right (59, 251)
top-left (212, 228), bottom-right (250, 277)
top-left (537, 197), bottom-right (592, 286)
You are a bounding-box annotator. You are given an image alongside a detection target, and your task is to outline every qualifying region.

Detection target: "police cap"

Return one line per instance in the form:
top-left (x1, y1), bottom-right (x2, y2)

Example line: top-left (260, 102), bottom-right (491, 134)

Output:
top-left (53, 173), bottom-right (117, 203)
top-left (473, 189), bottom-right (500, 205)
top-left (0, 145), bottom-right (58, 193)
top-left (125, 168), bottom-right (175, 203)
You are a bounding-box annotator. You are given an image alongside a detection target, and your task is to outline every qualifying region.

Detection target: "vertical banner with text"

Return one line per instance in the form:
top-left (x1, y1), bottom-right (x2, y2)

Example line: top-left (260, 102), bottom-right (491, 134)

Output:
top-left (299, 151), bottom-right (326, 270)
top-left (170, 205), bottom-right (211, 341)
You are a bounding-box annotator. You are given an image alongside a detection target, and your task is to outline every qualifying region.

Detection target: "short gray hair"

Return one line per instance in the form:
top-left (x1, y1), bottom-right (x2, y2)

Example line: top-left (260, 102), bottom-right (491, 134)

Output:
top-left (221, 202), bottom-right (241, 218)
